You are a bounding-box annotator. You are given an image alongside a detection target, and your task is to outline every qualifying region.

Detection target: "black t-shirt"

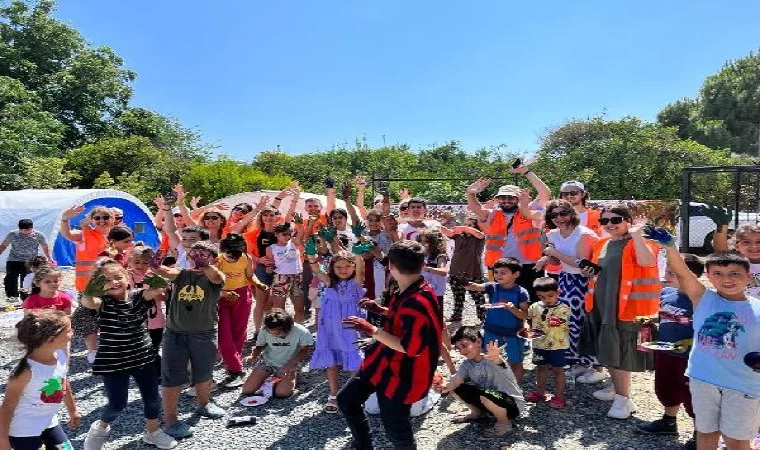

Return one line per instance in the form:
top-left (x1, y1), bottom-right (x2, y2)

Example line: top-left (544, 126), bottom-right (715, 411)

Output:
top-left (257, 231), bottom-right (276, 258)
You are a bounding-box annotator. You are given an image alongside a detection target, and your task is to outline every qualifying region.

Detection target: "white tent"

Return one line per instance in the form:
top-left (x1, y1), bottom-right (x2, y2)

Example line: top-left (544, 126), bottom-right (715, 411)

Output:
top-left (0, 189), bottom-right (159, 267)
top-left (213, 190), bottom-right (353, 222)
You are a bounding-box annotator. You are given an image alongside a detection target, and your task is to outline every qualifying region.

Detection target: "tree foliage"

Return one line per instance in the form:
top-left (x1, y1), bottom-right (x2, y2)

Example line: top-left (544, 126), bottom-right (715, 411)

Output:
top-left (181, 158), bottom-right (292, 202)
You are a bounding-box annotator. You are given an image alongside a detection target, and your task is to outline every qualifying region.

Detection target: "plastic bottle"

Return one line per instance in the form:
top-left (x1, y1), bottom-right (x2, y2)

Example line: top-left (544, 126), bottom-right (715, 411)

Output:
top-left (226, 416), bottom-right (257, 428)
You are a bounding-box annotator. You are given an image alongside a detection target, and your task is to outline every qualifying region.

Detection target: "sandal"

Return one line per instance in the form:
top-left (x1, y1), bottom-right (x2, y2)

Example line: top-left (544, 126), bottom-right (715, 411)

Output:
top-left (323, 395), bottom-right (339, 414)
top-left (483, 422), bottom-right (516, 438)
top-left (451, 412), bottom-right (485, 424)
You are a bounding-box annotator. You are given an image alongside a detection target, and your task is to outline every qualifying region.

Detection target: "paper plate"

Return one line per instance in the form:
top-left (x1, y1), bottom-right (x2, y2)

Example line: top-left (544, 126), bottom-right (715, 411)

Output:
top-left (240, 395), bottom-right (269, 407)
top-left (640, 341), bottom-right (676, 351)
top-left (482, 304), bottom-right (507, 309)
top-left (518, 329), bottom-right (546, 341)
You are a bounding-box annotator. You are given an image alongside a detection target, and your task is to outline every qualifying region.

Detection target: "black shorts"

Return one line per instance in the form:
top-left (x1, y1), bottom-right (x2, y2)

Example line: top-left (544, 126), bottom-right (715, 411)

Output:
top-left (453, 383), bottom-right (519, 419)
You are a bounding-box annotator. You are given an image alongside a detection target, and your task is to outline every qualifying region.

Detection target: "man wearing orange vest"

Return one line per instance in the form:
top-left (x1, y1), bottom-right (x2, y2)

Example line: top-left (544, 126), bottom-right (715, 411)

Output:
top-left (466, 170), bottom-right (550, 303)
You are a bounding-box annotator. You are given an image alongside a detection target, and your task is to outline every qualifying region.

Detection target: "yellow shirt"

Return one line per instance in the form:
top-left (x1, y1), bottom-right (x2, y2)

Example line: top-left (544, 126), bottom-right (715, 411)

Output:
top-left (527, 301), bottom-right (571, 350)
top-left (217, 254), bottom-right (250, 290)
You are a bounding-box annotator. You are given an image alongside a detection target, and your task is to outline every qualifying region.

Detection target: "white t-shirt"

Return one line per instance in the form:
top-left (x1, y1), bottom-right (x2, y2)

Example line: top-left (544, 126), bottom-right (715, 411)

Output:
top-left (10, 350), bottom-right (69, 437)
top-left (271, 241), bottom-right (302, 275)
top-left (546, 226), bottom-right (597, 274)
top-left (399, 219), bottom-right (441, 242)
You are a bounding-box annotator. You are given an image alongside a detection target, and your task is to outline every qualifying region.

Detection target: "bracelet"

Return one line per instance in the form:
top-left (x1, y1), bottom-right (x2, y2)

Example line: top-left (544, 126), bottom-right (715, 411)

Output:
top-left (274, 197), bottom-right (284, 201)
top-left (524, 170), bottom-right (533, 175)
top-left (161, 208), bottom-right (171, 212)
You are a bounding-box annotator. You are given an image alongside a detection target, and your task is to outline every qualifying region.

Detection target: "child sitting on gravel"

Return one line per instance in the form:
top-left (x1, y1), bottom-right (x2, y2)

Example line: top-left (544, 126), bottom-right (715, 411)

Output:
top-left (241, 308), bottom-right (314, 399)
top-left (441, 325), bottom-right (525, 438)
top-left (525, 277), bottom-right (570, 408)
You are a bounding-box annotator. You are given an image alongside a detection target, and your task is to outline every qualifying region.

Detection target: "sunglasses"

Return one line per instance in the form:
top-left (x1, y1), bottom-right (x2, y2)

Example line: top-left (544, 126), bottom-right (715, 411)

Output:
top-left (399, 206), bottom-right (408, 211)
top-left (92, 216), bottom-right (112, 221)
top-left (497, 195), bottom-right (518, 201)
top-left (599, 216), bottom-right (625, 225)
top-left (173, 213), bottom-right (183, 218)
top-left (560, 190), bottom-right (581, 197)
top-left (115, 216), bottom-right (123, 220)
top-left (547, 210), bottom-right (571, 220)
top-left (204, 215), bottom-right (221, 220)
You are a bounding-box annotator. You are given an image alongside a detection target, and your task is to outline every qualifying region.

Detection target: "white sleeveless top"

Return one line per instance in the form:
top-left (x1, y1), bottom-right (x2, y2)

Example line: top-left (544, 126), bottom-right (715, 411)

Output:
top-left (271, 241), bottom-right (303, 275)
top-left (9, 350), bottom-right (69, 437)
top-left (546, 225), bottom-right (596, 275)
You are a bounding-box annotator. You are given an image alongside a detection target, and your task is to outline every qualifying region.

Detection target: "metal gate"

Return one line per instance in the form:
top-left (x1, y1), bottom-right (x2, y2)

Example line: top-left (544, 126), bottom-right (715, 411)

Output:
top-left (680, 165), bottom-right (760, 253)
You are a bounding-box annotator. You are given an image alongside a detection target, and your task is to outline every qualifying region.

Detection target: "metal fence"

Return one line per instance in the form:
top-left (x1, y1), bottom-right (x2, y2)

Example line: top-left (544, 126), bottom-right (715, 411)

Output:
top-left (680, 165), bottom-right (760, 253)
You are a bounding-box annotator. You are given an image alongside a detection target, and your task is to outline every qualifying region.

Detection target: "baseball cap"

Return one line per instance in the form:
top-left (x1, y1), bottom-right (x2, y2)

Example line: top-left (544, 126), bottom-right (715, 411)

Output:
top-left (495, 185), bottom-right (521, 198)
top-left (560, 180), bottom-right (585, 192)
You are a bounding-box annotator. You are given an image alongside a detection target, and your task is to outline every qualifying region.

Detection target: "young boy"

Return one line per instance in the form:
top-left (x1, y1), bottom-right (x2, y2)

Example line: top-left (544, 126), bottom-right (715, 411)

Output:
top-left (659, 228), bottom-right (760, 450)
top-left (241, 309), bottom-right (313, 398)
top-left (442, 325), bottom-right (526, 438)
top-left (466, 257), bottom-right (530, 382)
top-left (155, 241), bottom-right (225, 439)
top-left (636, 253), bottom-right (703, 450)
top-left (525, 277), bottom-right (570, 408)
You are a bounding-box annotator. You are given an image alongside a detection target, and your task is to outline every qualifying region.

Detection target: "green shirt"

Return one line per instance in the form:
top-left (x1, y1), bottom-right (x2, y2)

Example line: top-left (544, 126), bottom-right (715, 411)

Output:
top-left (166, 270), bottom-right (223, 332)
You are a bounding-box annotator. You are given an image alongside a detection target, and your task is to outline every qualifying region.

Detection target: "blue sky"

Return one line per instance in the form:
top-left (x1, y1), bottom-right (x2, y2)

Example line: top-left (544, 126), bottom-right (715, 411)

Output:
top-left (56, 1), bottom-right (760, 159)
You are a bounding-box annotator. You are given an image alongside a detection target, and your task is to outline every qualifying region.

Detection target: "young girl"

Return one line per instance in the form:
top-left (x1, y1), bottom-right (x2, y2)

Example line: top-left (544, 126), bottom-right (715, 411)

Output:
top-left (441, 216), bottom-right (486, 322)
top-left (127, 246), bottom-right (165, 359)
top-left (98, 226), bottom-right (135, 267)
top-left (307, 250), bottom-right (365, 413)
top-left (21, 255), bottom-right (49, 297)
top-left (267, 223), bottom-right (305, 323)
top-left (244, 204), bottom-right (277, 333)
top-left (80, 260), bottom-right (176, 450)
top-left (217, 233), bottom-right (254, 387)
top-left (0, 309), bottom-right (80, 450)
top-left (328, 208), bottom-right (356, 252)
top-left (419, 229), bottom-right (457, 374)
top-left (21, 266), bottom-right (74, 315)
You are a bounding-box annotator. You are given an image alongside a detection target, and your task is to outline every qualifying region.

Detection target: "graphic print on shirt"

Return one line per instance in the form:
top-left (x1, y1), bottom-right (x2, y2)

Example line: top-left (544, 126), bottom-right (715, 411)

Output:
top-left (660, 303), bottom-right (691, 325)
top-left (177, 284), bottom-right (205, 302)
top-left (273, 246), bottom-right (299, 265)
top-left (39, 376), bottom-right (64, 403)
top-left (697, 311), bottom-right (745, 357)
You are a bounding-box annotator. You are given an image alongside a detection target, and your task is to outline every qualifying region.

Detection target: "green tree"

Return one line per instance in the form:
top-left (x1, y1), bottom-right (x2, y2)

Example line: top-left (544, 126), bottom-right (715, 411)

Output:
top-left (23, 156), bottom-right (74, 188)
top-left (181, 158), bottom-right (291, 202)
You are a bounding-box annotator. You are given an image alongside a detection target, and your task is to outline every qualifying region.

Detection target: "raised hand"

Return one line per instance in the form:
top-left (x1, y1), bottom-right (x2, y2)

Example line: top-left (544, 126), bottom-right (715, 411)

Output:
top-left (257, 195), bottom-right (271, 209)
top-left (355, 175), bottom-right (367, 187)
top-left (153, 195), bottom-right (166, 210)
top-left (317, 226), bottom-right (337, 244)
top-left (324, 177), bottom-right (335, 190)
top-left (628, 215), bottom-right (648, 235)
top-left (642, 225), bottom-right (676, 247)
top-left (83, 273), bottom-right (107, 297)
top-left (517, 188), bottom-right (532, 206)
top-left (172, 184), bottom-right (187, 203)
top-left (397, 188), bottom-right (412, 201)
top-left (351, 219), bottom-right (366, 237)
top-left (304, 236), bottom-right (318, 256)
top-left (485, 340), bottom-right (507, 363)
top-left (342, 316), bottom-right (378, 335)
top-left (341, 182), bottom-right (352, 201)
top-left (215, 202), bottom-right (230, 211)
top-left (509, 157), bottom-right (534, 175)
top-left (62, 205), bottom-right (85, 220)
top-left (143, 273), bottom-right (168, 289)
top-left (352, 241), bottom-right (375, 255)
top-left (704, 204), bottom-right (733, 228)
top-left (466, 177), bottom-right (491, 194)
top-left (189, 196), bottom-right (202, 210)
top-left (293, 212), bottom-right (304, 225)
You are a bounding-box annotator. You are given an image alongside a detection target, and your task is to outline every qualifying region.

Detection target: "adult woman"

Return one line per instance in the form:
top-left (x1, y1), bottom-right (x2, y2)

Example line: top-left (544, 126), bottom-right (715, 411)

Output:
top-left (579, 204), bottom-right (660, 419)
top-left (539, 200), bottom-right (601, 378)
top-left (243, 206), bottom-right (279, 333)
top-left (201, 210), bottom-right (227, 243)
top-left (59, 205), bottom-right (117, 363)
top-left (442, 215), bottom-right (486, 322)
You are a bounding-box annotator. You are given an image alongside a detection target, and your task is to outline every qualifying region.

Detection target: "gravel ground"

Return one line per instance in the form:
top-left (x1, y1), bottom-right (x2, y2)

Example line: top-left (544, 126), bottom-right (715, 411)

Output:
top-left (0, 272), bottom-right (695, 450)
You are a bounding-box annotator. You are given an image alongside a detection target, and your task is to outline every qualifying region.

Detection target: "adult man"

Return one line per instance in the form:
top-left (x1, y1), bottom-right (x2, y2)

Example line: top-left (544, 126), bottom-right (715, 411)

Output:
top-left (0, 219), bottom-right (52, 303)
top-left (339, 240), bottom-right (443, 450)
top-left (558, 180), bottom-right (603, 236)
top-left (396, 197), bottom-right (441, 242)
top-left (466, 166), bottom-right (550, 301)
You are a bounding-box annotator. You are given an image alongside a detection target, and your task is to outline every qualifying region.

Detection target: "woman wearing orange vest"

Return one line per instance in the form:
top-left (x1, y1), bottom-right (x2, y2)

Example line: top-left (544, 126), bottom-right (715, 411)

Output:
top-left (59, 204), bottom-right (116, 363)
top-left (579, 204), bottom-right (660, 420)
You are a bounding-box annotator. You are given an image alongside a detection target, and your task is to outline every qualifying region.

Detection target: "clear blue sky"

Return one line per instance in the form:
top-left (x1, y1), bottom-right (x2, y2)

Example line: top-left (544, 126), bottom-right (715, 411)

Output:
top-left (56, 1), bottom-right (760, 159)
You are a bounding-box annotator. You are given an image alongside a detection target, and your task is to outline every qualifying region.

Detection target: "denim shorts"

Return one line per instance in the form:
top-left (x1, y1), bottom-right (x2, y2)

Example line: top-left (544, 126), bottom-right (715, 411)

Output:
top-left (255, 262), bottom-right (275, 286)
top-left (161, 328), bottom-right (217, 387)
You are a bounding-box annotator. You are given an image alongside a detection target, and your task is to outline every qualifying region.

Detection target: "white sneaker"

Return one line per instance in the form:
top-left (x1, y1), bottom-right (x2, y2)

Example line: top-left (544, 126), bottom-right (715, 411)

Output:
top-left (570, 365), bottom-right (591, 377)
top-left (143, 428), bottom-right (178, 449)
top-left (592, 385), bottom-right (615, 401)
top-left (607, 394), bottom-right (637, 419)
top-left (577, 369), bottom-right (607, 384)
top-left (86, 350), bottom-right (97, 364)
top-left (83, 421), bottom-right (111, 450)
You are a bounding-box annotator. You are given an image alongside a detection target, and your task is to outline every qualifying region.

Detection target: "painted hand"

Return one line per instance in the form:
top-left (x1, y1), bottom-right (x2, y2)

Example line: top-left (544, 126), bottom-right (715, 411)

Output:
top-left (341, 182), bottom-right (352, 201)
top-left (342, 316), bottom-right (378, 335)
top-left (143, 273), bottom-right (168, 289)
top-left (704, 204), bottom-right (732, 228)
top-left (352, 241), bottom-right (375, 255)
top-left (317, 226), bottom-right (337, 244)
top-left (351, 220), bottom-right (366, 237)
top-left (304, 236), bottom-right (318, 256)
top-left (293, 212), bottom-right (304, 225)
top-left (548, 316), bottom-right (564, 327)
top-left (323, 177), bottom-right (335, 189)
top-left (642, 225), bottom-right (676, 247)
top-left (83, 273), bottom-right (107, 297)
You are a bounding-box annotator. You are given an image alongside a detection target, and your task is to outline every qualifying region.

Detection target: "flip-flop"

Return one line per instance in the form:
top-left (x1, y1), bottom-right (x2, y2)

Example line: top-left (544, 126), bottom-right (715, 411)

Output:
top-left (483, 423), bottom-right (516, 438)
top-left (323, 395), bottom-right (339, 414)
top-left (451, 413), bottom-right (485, 424)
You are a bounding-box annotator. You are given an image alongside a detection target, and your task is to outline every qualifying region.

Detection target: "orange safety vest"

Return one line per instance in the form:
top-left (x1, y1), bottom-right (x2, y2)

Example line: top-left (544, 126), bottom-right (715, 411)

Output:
top-left (484, 209), bottom-right (542, 267)
top-left (584, 237), bottom-right (661, 321)
top-left (74, 228), bottom-right (109, 292)
top-left (584, 209), bottom-right (603, 237)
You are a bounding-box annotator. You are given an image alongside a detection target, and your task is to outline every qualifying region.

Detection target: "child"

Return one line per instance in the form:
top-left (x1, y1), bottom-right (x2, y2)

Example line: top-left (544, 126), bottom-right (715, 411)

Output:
top-left (307, 249), bottom-right (365, 413)
top-left (466, 257), bottom-right (530, 382)
top-left (79, 260), bottom-right (176, 450)
top-left (658, 227), bottom-right (760, 450)
top-left (217, 233), bottom-right (254, 387)
top-left (155, 242), bottom-right (226, 439)
top-left (441, 216), bottom-right (486, 322)
top-left (441, 325), bottom-right (525, 438)
top-left (306, 235), bottom-right (333, 326)
top-left (242, 309), bottom-right (314, 399)
top-left (714, 223), bottom-right (760, 298)
top-left (127, 246), bottom-right (166, 367)
top-left (21, 255), bottom-right (50, 297)
top-left (636, 254), bottom-right (703, 450)
top-left (0, 309), bottom-right (79, 450)
top-left (525, 277), bottom-right (571, 408)
top-left (0, 218), bottom-right (52, 303)
top-left (419, 228), bottom-right (457, 374)
top-left (267, 223), bottom-right (305, 323)
top-left (98, 226), bottom-right (134, 266)
top-left (22, 266), bottom-right (74, 315)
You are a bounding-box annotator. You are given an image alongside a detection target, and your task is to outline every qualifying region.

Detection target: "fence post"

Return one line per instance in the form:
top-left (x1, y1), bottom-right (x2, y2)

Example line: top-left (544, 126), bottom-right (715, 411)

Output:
top-left (733, 169), bottom-right (741, 229)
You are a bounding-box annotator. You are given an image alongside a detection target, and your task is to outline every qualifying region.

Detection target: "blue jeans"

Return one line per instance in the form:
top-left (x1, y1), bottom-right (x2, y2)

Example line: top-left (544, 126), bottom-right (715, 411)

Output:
top-left (101, 363), bottom-right (161, 423)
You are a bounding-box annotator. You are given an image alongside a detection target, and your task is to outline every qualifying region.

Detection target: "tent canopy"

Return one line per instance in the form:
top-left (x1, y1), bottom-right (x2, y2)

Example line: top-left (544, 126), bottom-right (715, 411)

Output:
top-left (213, 190), bottom-right (354, 223)
top-left (0, 189), bottom-right (159, 267)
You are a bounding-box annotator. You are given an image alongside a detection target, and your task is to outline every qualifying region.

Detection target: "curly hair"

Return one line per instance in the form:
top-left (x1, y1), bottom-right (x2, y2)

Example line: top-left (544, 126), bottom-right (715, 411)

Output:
top-left (418, 228), bottom-right (446, 258)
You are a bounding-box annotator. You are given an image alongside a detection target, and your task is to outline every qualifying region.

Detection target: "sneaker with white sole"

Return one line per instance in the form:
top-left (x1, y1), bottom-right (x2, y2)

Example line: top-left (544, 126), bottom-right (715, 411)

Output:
top-left (86, 350), bottom-right (97, 364)
top-left (592, 385), bottom-right (615, 401)
top-left (143, 429), bottom-right (178, 449)
top-left (606, 394), bottom-right (637, 419)
top-left (569, 365), bottom-right (591, 377)
top-left (577, 369), bottom-right (607, 384)
top-left (83, 421), bottom-right (111, 450)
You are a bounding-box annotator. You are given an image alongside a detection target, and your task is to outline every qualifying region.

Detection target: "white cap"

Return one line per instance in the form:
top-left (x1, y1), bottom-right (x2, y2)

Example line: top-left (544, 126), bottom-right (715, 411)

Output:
top-left (560, 180), bottom-right (585, 192)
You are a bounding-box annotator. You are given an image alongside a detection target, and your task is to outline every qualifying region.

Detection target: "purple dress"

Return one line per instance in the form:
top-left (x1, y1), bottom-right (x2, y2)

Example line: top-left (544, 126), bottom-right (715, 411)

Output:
top-left (310, 278), bottom-right (366, 371)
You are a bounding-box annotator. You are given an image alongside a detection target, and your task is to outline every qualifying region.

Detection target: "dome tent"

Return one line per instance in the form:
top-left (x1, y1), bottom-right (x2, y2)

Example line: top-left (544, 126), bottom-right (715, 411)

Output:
top-left (0, 189), bottom-right (159, 267)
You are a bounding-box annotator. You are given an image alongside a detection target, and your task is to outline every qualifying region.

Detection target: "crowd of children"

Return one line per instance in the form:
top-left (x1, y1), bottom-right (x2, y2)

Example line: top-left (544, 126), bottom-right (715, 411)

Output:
top-left (0, 170), bottom-right (759, 450)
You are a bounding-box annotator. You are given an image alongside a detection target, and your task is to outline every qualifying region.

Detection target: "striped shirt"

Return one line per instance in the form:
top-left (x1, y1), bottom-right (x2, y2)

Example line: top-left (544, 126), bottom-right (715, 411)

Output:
top-left (92, 289), bottom-right (156, 375)
top-left (360, 277), bottom-right (443, 405)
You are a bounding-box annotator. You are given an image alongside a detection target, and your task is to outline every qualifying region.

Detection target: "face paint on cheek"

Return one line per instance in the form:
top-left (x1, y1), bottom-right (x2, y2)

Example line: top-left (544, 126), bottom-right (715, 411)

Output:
top-left (190, 253), bottom-right (211, 268)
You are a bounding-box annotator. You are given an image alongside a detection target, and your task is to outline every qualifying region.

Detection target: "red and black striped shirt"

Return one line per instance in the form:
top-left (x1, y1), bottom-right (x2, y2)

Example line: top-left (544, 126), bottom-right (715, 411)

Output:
top-left (359, 277), bottom-right (443, 405)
